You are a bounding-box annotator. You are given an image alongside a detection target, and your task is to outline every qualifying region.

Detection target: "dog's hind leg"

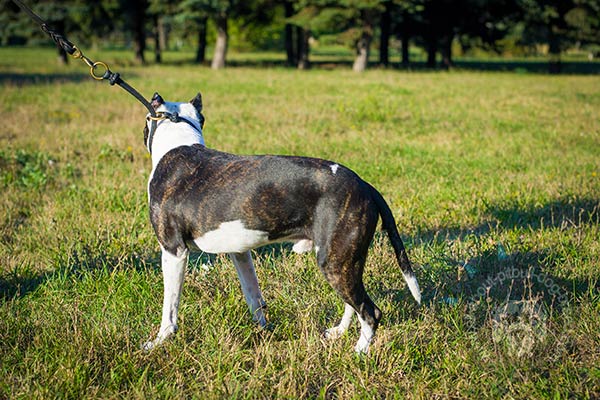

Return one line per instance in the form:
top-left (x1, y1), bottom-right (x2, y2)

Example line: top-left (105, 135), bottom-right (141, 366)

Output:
top-left (318, 248), bottom-right (383, 354)
top-left (320, 263), bottom-right (381, 353)
top-left (317, 202), bottom-right (381, 353)
top-left (340, 280), bottom-right (382, 354)
top-left (230, 251), bottom-right (267, 327)
top-left (143, 248), bottom-right (188, 351)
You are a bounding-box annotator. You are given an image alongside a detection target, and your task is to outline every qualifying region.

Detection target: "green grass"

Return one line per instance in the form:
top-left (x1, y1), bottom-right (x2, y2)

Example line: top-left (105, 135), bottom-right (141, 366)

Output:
top-left (1, 47), bottom-right (599, 399)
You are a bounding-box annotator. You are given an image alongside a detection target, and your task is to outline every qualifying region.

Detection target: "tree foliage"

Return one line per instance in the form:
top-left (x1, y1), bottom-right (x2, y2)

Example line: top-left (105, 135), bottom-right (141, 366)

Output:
top-left (1, 0), bottom-right (598, 71)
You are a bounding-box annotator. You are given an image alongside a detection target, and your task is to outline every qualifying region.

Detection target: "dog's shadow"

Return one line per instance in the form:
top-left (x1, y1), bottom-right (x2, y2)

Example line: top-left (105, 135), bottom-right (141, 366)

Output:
top-left (0, 268), bottom-right (50, 300)
top-left (0, 247), bottom-right (156, 301)
top-left (393, 195), bottom-right (599, 328)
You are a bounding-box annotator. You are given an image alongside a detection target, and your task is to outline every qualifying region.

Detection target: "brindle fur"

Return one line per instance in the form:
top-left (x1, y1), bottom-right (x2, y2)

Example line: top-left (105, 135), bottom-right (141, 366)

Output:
top-left (149, 145), bottom-right (384, 329)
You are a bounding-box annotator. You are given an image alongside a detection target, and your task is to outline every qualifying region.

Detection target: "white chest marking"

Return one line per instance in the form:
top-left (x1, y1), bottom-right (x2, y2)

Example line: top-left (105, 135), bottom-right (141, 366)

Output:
top-left (193, 220), bottom-right (269, 254)
top-left (330, 164), bottom-right (339, 174)
top-left (150, 123), bottom-right (204, 170)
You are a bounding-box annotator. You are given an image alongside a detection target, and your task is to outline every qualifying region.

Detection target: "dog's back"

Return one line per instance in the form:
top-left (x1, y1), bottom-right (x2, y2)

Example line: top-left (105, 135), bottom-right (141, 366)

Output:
top-left (149, 143), bottom-right (374, 257)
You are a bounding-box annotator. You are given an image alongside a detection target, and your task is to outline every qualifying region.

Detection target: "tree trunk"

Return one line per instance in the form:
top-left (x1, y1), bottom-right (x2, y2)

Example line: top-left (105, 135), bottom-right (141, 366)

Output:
top-left (379, 1), bottom-right (391, 67)
top-left (284, 1), bottom-right (296, 66)
top-left (297, 27), bottom-right (310, 70)
top-left (400, 10), bottom-right (410, 67)
top-left (401, 29), bottom-right (410, 67)
top-left (211, 16), bottom-right (228, 70)
top-left (132, 1), bottom-right (146, 64)
top-left (196, 17), bottom-right (207, 63)
top-left (353, 36), bottom-right (370, 72)
top-left (158, 16), bottom-right (168, 51)
top-left (295, 26), bottom-right (303, 68)
top-left (548, 26), bottom-right (562, 74)
top-left (426, 33), bottom-right (437, 68)
top-left (440, 34), bottom-right (453, 69)
top-left (354, 11), bottom-right (374, 72)
top-left (353, 30), bottom-right (373, 72)
top-left (153, 15), bottom-right (161, 64)
top-left (57, 46), bottom-right (68, 65)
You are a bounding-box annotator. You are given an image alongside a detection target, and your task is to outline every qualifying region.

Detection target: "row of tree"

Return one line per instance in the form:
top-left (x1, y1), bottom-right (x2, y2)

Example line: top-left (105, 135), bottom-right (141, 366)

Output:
top-left (2, 0), bottom-right (599, 73)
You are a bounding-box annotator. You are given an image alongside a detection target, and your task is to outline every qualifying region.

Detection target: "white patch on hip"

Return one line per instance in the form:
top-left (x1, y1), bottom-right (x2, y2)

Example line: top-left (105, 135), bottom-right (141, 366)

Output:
top-left (330, 164), bottom-right (339, 174)
top-left (292, 239), bottom-right (313, 254)
top-left (193, 220), bottom-right (269, 254)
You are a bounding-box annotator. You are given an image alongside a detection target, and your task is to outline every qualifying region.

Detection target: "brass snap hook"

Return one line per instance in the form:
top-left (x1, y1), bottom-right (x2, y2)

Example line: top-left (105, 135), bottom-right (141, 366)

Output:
top-left (70, 46), bottom-right (83, 59)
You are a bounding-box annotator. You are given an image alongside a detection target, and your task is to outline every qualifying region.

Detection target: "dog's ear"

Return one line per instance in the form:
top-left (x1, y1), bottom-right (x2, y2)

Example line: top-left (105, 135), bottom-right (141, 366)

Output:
top-left (190, 92), bottom-right (203, 114)
top-left (151, 92), bottom-right (164, 110)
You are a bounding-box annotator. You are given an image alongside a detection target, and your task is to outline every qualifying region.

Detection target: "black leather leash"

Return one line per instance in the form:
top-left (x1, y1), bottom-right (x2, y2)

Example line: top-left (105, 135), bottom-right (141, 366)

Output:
top-left (11, 0), bottom-right (160, 154)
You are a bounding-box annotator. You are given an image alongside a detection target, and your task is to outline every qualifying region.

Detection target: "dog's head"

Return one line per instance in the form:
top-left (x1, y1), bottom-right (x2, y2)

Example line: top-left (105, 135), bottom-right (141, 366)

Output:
top-left (143, 92), bottom-right (205, 152)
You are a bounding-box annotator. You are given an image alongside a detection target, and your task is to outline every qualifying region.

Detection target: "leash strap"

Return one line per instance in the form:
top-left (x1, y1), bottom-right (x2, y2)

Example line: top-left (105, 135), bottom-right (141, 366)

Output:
top-left (11, 0), bottom-right (76, 56)
top-left (11, 0), bottom-right (159, 154)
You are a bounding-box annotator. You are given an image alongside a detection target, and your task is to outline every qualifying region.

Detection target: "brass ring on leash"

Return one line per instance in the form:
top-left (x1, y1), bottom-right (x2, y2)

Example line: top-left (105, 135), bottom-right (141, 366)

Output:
top-left (147, 113), bottom-right (167, 121)
top-left (90, 61), bottom-right (109, 81)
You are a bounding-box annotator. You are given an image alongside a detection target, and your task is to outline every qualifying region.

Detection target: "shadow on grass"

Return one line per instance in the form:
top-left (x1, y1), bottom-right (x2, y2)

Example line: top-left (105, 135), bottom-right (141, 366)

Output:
top-left (162, 57), bottom-right (600, 74)
top-left (416, 196), bottom-right (599, 244)
top-left (409, 196), bottom-right (598, 320)
top-left (0, 247), bottom-right (158, 301)
top-left (0, 241), bottom-right (297, 301)
top-left (423, 249), bottom-right (591, 304)
top-left (0, 269), bottom-right (49, 301)
top-left (0, 72), bottom-right (91, 86)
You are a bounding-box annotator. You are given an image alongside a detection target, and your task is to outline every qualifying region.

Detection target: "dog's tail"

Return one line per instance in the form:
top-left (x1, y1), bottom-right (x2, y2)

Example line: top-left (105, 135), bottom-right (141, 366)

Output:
top-left (368, 183), bottom-right (421, 305)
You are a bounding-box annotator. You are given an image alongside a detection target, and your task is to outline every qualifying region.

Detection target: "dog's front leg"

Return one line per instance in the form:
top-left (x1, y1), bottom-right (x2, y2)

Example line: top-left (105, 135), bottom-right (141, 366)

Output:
top-left (229, 251), bottom-right (267, 327)
top-left (143, 248), bottom-right (188, 351)
top-left (324, 303), bottom-right (355, 341)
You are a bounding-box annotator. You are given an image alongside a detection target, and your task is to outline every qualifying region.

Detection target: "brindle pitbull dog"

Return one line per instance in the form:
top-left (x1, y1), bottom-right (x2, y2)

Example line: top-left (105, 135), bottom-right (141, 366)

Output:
top-left (142, 92), bottom-right (421, 353)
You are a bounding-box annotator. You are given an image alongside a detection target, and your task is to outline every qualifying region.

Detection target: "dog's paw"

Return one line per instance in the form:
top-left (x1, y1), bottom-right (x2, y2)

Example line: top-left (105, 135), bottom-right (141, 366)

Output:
top-left (254, 313), bottom-right (268, 328)
top-left (142, 339), bottom-right (158, 352)
top-left (255, 321), bottom-right (275, 333)
top-left (354, 343), bottom-right (369, 354)
top-left (353, 336), bottom-right (371, 354)
top-left (142, 325), bottom-right (177, 352)
top-left (323, 326), bottom-right (344, 341)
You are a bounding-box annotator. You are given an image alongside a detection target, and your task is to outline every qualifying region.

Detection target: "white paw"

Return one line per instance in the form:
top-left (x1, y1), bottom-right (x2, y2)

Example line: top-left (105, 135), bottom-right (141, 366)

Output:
top-left (324, 326), bottom-right (344, 341)
top-left (354, 335), bottom-right (371, 354)
top-left (142, 339), bottom-right (158, 352)
top-left (354, 342), bottom-right (370, 354)
top-left (142, 325), bottom-right (177, 352)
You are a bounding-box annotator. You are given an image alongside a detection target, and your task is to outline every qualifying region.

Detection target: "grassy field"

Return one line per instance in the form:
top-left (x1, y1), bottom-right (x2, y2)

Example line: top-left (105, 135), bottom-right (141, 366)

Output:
top-left (0, 47), bottom-right (599, 399)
